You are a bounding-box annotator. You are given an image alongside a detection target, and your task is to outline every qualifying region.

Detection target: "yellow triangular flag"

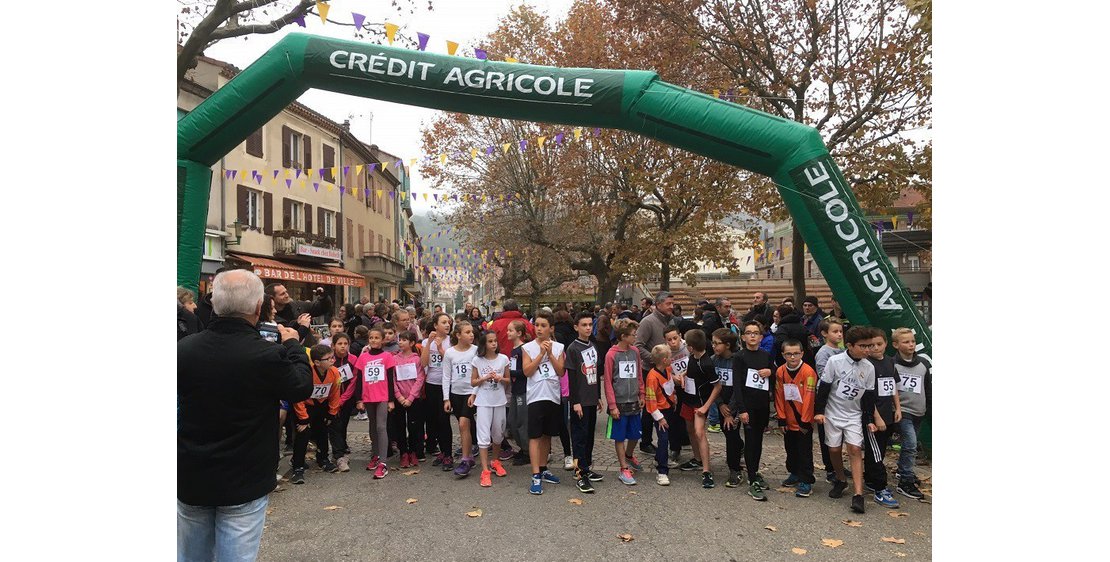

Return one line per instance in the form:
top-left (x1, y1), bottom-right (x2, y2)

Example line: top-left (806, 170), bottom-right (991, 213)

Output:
top-left (502, 143), bottom-right (511, 153)
top-left (331, 167), bottom-right (338, 178)
top-left (327, 184), bottom-right (333, 191)
top-left (712, 89), bottom-right (720, 98)
top-left (355, 164), bottom-right (363, 175)
top-left (385, 22), bottom-right (399, 45)
top-left (410, 158), bottom-right (417, 166)
top-left (538, 136), bottom-right (547, 149)
top-left (505, 57), bottom-right (518, 63)
top-left (376, 189), bottom-right (383, 198)
top-left (891, 215), bottom-right (898, 229)
top-left (422, 193), bottom-right (428, 201)
top-left (574, 127), bottom-right (583, 141)
top-left (439, 153), bottom-right (447, 164)
top-left (470, 148), bottom-right (478, 159)
top-left (499, 195), bottom-right (505, 202)
top-left (447, 41), bottom-right (459, 55)
top-left (381, 161), bottom-right (389, 170)
top-left (317, 1), bottom-right (330, 24)
top-left (285, 169), bottom-right (292, 177)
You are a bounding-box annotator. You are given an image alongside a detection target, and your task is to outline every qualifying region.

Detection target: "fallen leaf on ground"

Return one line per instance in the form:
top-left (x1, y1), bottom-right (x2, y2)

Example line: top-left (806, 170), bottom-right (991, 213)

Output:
top-left (775, 487), bottom-right (793, 493)
top-left (889, 512), bottom-right (909, 518)
top-left (323, 505), bottom-right (343, 511)
top-left (265, 508), bottom-right (274, 515)
top-left (895, 553), bottom-right (907, 557)
top-left (791, 547), bottom-right (807, 555)
top-left (881, 537), bottom-right (906, 544)
top-left (568, 498), bottom-right (583, 505)
top-left (403, 470), bottom-right (419, 476)
top-left (914, 531), bottom-right (927, 537)
top-left (406, 498), bottom-right (418, 504)
top-left (627, 491), bottom-right (638, 495)
top-left (618, 534), bottom-right (634, 542)
top-left (466, 509), bottom-right (483, 518)
top-left (821, 539), bottom-right (844, 548)
top-left (765, 525), bottom-right (778, 532)
top-left (843, 520), bottom-right (863, 527)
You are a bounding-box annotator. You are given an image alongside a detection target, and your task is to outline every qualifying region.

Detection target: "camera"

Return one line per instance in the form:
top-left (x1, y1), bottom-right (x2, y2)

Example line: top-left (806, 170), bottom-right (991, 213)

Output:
top-left (258, 321), bottom-right (280, 343)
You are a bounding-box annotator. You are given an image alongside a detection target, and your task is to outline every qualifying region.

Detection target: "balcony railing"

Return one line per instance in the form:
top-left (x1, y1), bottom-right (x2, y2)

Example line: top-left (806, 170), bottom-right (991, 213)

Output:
top-left (360, 251), bottom-right (405, 282)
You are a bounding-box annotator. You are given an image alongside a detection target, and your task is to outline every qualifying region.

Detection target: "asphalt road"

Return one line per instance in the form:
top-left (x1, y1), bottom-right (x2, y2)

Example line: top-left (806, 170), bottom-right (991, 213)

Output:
top-left (259, 419), bottom-right (931, 561)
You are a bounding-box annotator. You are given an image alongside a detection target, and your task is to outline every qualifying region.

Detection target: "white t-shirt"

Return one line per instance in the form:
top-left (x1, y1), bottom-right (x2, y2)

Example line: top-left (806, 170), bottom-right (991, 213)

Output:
top-left (820, 352), bottom-right (876, 423)
top-left (471, 354), bottom-right (510, 407)
top-left (422, 337), bottom-right (448, 386)
top-left (523, 339), bottom-right (565, 405)
top-left (441, 344), bottom-right (479, 396)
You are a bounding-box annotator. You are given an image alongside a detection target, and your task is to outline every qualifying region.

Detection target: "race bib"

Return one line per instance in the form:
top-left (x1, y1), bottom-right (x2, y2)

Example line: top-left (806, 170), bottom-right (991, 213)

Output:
top-left (877, 377), bottom-right (896, 397)
top-left (510, 356), bottom-right (518, 371)
top-left (836, 378), bottom-right (861, 400)
top-left (683, 375), bottom-right (696, 395)
top-left (396, 363), bottom-right (418, 381)
top-left (783, 383), bottom-right (802, 402)
top-left (745, 368), bottom-right (769, 391)
top-left (454, 362), bottom-right (472, 382)
top-left (481, 367), bottom-right (501, 389)
top-left (671, 357), bottom-right (688, 376)
top-left (429, 352), bottom-right (443, 368)
top-left (537, 361), bottom-right (556, 380)
top-left (337, 364), bottom-right (353, 383)
top-left (310, 383), bottom-right (332, 400)
top-left (582, 347), bottom-right (598, 366)
top-left (662, 378), bottom-right (675, 396)
top-left (584, 363), bottom-right (598, 385)
top-left (900, 374), bottom-right (922, 394)
top-left (618, 360), bottom-right (637, 379)
top-left (716, 367), bottom-right (733, 386)
top-left (364, 363), bottom-right (384, 383)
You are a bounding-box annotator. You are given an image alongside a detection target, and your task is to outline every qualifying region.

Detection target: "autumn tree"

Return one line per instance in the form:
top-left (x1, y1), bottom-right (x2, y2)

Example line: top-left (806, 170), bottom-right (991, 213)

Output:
top-left (177, 0), bottom-right (433, 83)
top-left (612, 0), bottom-right (932, 302)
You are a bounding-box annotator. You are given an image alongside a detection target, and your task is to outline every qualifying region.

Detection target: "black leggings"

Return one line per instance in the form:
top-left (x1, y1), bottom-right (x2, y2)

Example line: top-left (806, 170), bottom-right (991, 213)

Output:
top-left (723, 422), bottom-right (745, 472)
top-left (328, 399), bottom-right (356, 460)
top-left (743, 402), bottom-right (770, 481)
top-left (423, 384), bottom-right (452, 456)
top-left (390, 400), bottom-right (426, 455)
top-left (293, 404), bottom-right (330, 469)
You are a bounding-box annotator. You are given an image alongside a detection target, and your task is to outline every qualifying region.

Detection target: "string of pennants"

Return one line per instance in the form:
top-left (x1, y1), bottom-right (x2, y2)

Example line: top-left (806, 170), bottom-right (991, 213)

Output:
top-left (753, 212), bottom-right (913, 265)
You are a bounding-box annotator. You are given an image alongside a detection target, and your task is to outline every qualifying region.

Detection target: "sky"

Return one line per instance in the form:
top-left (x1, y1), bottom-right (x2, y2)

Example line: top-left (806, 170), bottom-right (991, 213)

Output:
top-left (205, 0), bottom-right (577, 217)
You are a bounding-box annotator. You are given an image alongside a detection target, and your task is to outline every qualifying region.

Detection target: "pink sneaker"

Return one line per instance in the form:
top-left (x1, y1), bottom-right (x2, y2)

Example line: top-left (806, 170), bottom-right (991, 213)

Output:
top-left (373, 462), bottom-right (389, 479)
top-left (399, 453), bottom-right (410, 469)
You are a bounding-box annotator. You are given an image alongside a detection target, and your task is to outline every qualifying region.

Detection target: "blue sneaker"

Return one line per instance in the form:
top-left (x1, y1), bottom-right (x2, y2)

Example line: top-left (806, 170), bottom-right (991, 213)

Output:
top-left (541, 470), bottom-right (560, 484)
top-left (795, 482), bottom-right (813, 497)
top-left (874, 488), bottom-right (900, 508)
top-left (782, 474), bottom-right (800, 487)
top-left (453, 459), bottom-right (472, 478)
top-left (529, 475), bottom-right (543, 495)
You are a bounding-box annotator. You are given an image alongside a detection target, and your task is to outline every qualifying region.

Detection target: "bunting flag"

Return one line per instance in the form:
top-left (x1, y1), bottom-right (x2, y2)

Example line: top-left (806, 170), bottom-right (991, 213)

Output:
top-left (712, 89), bottom-right (720, 98)
top-left (505, 57), bottom-right (518, 63)
top-left (316, 1), bottom-right (329, 23)
top-left (368, 163), bottom-right (378, 173)
top-left (384, 22), bottom-right (399, 44)
top-left (907, 211), bottom-right (914, 224)
top-left (294, 16), bottom-right (306, 27)
top-left (485, 146), bottom-right (495, 155)
top-left (470, 148), bottom-right (478, 159)
top-left (502, 143), bottom-right (511, 154)
top-left (273, 170), bottom-right (280, 179)
top-left (355, 164), bottom-right (363, 175)
top-left (343, 165), bottom-right (350, 176)
top-left (446, 40), bottom-right (459, 55)
top-left (554, 132), bottom-right (565, 145)
top-left (574, 128), bottom-right (583, 141)
top-left (537, 136), bottom-right (547, 149)
top-left (518, 140), bottom-right (527, 152)
top-left (439, 153), bottom-right (447, 164)
top-left (351, 12), bottom-right (365, 30)
top-left (294, 169), bottom-right (302, 179)
top-left (475, 48), bottom-right (487, 60)
top-left (285, 179), bottom-right (292, 188)
top-left (417, 32), bottom-right (430, 51)
top-left (891, 215), bottom-right (898, 230)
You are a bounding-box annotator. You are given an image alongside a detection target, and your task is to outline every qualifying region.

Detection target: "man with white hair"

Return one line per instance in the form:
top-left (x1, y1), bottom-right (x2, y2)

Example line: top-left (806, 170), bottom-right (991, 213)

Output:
top-left (178, 269), bottom-right (313, 562)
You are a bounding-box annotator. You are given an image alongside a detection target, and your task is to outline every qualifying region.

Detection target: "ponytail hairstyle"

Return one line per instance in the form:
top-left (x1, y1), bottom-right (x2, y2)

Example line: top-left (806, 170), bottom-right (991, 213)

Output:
top-left (450, 320), bottom-right (474, 346)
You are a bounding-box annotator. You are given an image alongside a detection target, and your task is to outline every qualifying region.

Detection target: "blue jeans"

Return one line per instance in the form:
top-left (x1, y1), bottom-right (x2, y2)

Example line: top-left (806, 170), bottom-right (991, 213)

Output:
top-left (178, 495), bottom-right (269, 562)
top-left (707, 402), bottom-right (720, 426)
top-left (895, 415), bottom-right (921, 481)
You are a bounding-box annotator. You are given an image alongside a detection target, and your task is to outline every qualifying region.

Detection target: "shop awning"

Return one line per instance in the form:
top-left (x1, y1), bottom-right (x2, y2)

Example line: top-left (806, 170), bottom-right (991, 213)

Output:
top-left (227, 253), bottom-right (366, 287)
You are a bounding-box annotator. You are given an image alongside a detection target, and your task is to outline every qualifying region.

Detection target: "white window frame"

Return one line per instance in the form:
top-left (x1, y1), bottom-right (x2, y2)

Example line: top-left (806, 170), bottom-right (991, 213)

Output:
top-left (290, 133), bottom-right (303, 168)
top-left (246, 190), bottom-right (261, 228)
top-left (290, 201), bottom-right (303, 231)
top-left (322, 210), bottom-right (335, 237)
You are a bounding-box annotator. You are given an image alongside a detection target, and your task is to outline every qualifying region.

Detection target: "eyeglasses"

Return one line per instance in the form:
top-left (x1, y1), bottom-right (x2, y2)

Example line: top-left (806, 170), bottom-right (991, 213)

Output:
top-left (742, 331), bottom-right (761, 336)
top-left (783, 352), bottom-right (802, 357)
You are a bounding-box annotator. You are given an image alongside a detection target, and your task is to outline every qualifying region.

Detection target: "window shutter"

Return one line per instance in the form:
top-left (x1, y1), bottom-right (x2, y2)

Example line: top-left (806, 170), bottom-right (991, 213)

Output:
top-left (282, 198), bottom-right (292, 230)
top-left (304, 135), bottom-right (313, 169)
top-left (378, 235), bottom-right (383, 255)
top-left (246, 128), bottom-right (264, 158)
top-left (323, 145), bottom-right (335, 182)
top-left (263, 192), bottom-right (273, 235)
top-left (359, 225), bottom-right (365, 257)
top-left (236, 185), bottom-right (248, 225)
top-left (346, 218), bottom-right (353, 257)
top-left (369, 229), bottom-right (375, 253)
top-left (336, 212), bottom-right (343, 243)
top-left (281, 126), bottom-right (291, 168)
top-left (386, 194), bottom-right (390, 219)
top-left (318, 207), bottom-right (326, 236)
top-left (387, 238), bottom-right (391, 257)
top-left (304, 203), bottom-right (313, 234)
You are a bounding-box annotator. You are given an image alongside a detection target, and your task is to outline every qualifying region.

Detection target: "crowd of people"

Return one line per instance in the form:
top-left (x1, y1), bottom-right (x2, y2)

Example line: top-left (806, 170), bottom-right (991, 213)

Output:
top-left (178, 272), bottom-right (932, 560)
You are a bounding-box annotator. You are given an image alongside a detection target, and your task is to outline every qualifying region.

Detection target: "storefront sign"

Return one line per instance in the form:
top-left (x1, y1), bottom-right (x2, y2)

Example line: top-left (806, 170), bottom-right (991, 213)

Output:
top-left (253, 266), bottom-right (365, 287)
top-left (296, 244), bottom-right (343, 261)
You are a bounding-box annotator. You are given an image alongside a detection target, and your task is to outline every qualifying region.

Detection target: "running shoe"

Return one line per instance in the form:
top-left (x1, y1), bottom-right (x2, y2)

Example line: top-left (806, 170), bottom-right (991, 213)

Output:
top-left (432, 453), bottom-right (444, 467)
top-left (667, 457), bottom-right (680, 469)
top-left (540, 470), bottom-right (561, 484)
top-left (826, 471), bottom-right (837, 484)
top-left (499, 448), bottom-right (515, 461)
top-left (399, 454), bottom-right (411, 469)
top-left (586, 470), bottom-right (604, 482)
top-left (480, 470), bottom-right (492, 487)
top-left (291, 468), bottom-right (305, 484)
top-left (725, 470), bottom-right (741, 488)
top-left (576, 477), bottom-right (595, 493)
top-left (530, 476), bottom-right (543, 495)
top-left (454, 459), bottom-right (473, 478)
top-left (490, 459), bottom-right (508, 477)
top-left (795, 482), bottom-right (813, 497)
top-left (896, 480), bottom-right (925, 500)
top-left (752, 473), bottom-right (767, 489)
top-left (829, 480), bottom-right (849, 499)
top-left (679, 458), bottom-right (702, 472)
top-left (337, 456), bottom-right (350, 472)
top-left (749, 481), bottom-right (767, 501)
top-left (781, 474), bottom-right (800, 487)
top-left (625, 456), bottom-right (643, 472)
top-left (656, 473), bottom-right (670, 486)
top-left (564, 456), bottom-right (574, 471)
top-left (639, 443), bottom-right (657, 454)
top-left (321, 460), bottom-right (339, 473)
top-left (707, 424), bottom-right (722, 433)
top-left (373, 462), bottom-right (389, 479)
top-left (851, 494), bottom-right (866, 513)
top-left (874, 489), bottom-right (900, 509)
top-left (416, 450), bottom-right (427, 462)
top-left (441, 456), bottom-right (455, 471)
top-left (618, 468), bottom-right (637, 485)
top-left (702, 471), bottom-right (715, 489)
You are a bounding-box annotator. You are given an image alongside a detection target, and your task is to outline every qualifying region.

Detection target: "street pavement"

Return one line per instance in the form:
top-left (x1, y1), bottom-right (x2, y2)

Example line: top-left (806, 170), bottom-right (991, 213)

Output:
top-left (260, 418), bottom-right (931, 561)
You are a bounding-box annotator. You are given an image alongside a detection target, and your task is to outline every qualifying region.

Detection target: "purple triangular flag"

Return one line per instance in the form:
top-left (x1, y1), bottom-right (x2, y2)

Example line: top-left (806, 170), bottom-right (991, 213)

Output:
top-left (294, 16), bottom-right (306, 28)
top-left (339, 185), bottom-right (346, 195)
top-left (907, 211), bottom-right (914, 224)
top-left (519, 140), bottom-right (527, 152)
top-left (433, 194), bottom-right (439, 202)
top-left (224, 170), bottom-right (232, 179)
top-left (389, 191), bottom-right (395, 199)
top-left (475, 48), bottom-right (487, 60)
top-left (251, 170), bottom-right (258, 179)
top-left (319, 168), bottom-right (326, 178)
top-left (364, 188), bottom-right (370, 198)
top-left (295, 169), bottom-right (301, 178)
top-left (285, 179), bottom-right (292, 188)
top-left (313, 182), bottom-right (320, 192)
top-left (395, 160), bottom-right (403, 169)
top-left (255, 173), bottom-right (262, 185)
top-left (592, 127), bottom-right (601, 137)
top-left (352, 12), bottom-right (366, 30)
top-left (417, 32), bottom-right (430, 51)
top-left (554, 132), bottom-right (565, 145)
top-left (368, 163), bottom-right (378, 172)
top-left (342, 166), bottom-right (349, 176)
top-left (452, 194), bottom-right (459, 202)
top-left (230, 170), bottom-right (238, 179)
top-left (485, 146), bottom-right (494, 155)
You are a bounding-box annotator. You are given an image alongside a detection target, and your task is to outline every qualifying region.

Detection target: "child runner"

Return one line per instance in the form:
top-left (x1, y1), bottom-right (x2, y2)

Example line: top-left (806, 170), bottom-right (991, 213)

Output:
top-left (357, 327), bottom-right (396, 479)
top-left (392, 332), bottom-right (426, 469)
top-left (645, 344), bottom-right (679, 486)
top-left (815, 326), bottom-right (878, 514)
top-left (664, 326), bottom-right (689, 468)
top-left (290, 344), bottom-right (342, 484)
top-left (422, 313), bottom-right (454, 469)
top-left (382, 322), bottom-right (400, 354)
top-left (319, 318), bottom-right (345, 347)
top-left (523, 310), bottom-right (566, 495)
top-left (815, 318), bottom-right (846, 483)
top-left (891, 328), bottom-right (930, 500)
top-left (506, 321), bottom-right (532, 467)
top-left (329, 333), bottom-right (359, 472)
top-left (565, 312), bottom-right (604, 493)
top-left (442, 321), bottom-right (480, 478)
top-left (775, 340), bottom-right (819, 497)
top-left (470, 330), bottom-right (510, 487)
top-left (604, 319), bottom-right (645, 486)
top-left (865, 331), bottom-right (902, 509)
top-left (711, 328), bottom-right (745, 488)
top-left (678, 329), bottom-right (720, 488)
top-left (729, 321), bottom-right (776, 501)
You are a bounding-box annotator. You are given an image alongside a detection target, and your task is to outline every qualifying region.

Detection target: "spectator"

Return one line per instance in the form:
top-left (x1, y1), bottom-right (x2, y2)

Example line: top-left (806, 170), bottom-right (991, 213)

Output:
top-left (741, 291), bottom-right (774, 328)
top-left (552, 309), bottom-right (576, 348)
top-left (178, 270), bottom-right (312, 562)
top-left (771, 305), bottom-right (815, 367)
top-left (701, 297), bottom-right (737, 339)
top-left (488, 299), bottom-right (536, 356)
top-left (341, 303), bottom-right (361, 337)
top-left (800, 296), bottom-right (825, 347)
top-left (178, 287), bottom-right (201, 341)
top-left (634, 291), bottom-right (676, 453)
top-left (265, 283), bottom-right (334, 327)
top-left (673, 304), bottom-right (700, 336)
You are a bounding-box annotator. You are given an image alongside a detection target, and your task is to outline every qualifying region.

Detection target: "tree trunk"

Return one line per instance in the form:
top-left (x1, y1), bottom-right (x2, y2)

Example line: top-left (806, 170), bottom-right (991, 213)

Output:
top-left (792, 228), bottom-right (806, 303)
top-left (596, 272), bottom-right (618, 304)
top-left (659, 244), bottom-right (674, 291)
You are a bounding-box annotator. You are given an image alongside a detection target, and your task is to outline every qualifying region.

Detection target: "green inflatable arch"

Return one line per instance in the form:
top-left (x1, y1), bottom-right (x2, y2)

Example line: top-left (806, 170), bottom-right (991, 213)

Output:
top-left (178, 32), bottom-right (932, 357)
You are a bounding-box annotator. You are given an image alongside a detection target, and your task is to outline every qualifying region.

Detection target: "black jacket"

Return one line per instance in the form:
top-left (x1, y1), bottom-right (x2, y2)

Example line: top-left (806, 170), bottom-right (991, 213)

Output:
top-left (195, 292), bottom-right (215, 328)
top-left (178, 305), bottom-right (200, 341)
top-left (771, 313), bottom-right (815, 368)
top-left (178, 317), bottom-right (313, 506)
top-left (274, 294), bottom-right (334, 327)
top-left (553, 321), bottom-right (576, 349)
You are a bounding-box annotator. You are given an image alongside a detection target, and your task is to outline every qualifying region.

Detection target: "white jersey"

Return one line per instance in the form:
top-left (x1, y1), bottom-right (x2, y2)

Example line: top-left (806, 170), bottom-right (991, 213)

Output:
top-left (422, 337), bottom-right (448, 386)
top-left (442, 344), bottom-right (479, 396)
top-left (472, 354), bottom-right (510, 407)
top-left (523, 339), bottom-right (565, 405)
top-left (820, 352), bottom-right (876, 423)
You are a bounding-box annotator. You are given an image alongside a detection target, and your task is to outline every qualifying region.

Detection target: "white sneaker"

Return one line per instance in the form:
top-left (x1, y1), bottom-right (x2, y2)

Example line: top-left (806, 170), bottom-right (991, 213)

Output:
top-left (564, 455), bottom-right (574, 471)
top-left (656, 473), bottom-right (670, 486)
